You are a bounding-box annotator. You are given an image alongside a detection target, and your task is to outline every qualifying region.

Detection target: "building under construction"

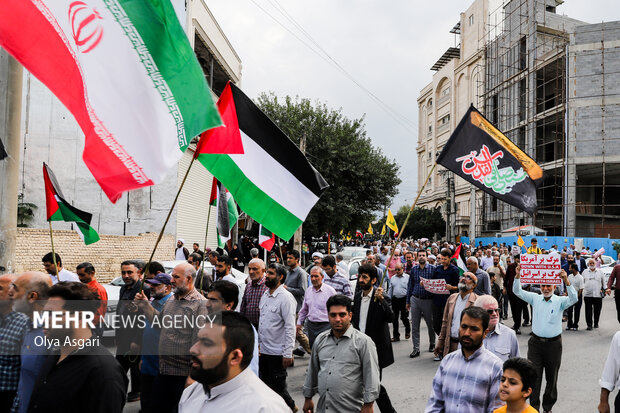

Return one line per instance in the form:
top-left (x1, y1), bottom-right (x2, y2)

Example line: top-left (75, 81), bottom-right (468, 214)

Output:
top-left (480, 0), bottom-right (620, 238)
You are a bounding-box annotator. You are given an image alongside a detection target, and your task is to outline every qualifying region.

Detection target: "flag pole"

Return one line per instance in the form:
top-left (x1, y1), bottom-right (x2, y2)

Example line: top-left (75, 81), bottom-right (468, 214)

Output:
top-left (48, 221), bottom-right (60, 282)
top-left (376, 163), bottom-right (436, 300)
top-left (141, 155), bottom-right (196, 292)
top-left (277, 237), bottom-right (284, 263)
top-left (199, 202), bottom-right (213, 291)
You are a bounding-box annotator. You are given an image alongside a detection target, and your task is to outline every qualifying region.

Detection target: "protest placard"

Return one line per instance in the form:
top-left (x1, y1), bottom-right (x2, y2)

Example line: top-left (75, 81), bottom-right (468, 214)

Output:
top-left (519, 253), bottom-right (561, 285)
top-left (420, 277), bottom-right (450, 294)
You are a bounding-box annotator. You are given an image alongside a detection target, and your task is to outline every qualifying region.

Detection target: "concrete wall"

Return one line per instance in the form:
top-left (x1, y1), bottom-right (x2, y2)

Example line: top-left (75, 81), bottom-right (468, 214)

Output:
top-left (14, 228), bottom-right (174, 282)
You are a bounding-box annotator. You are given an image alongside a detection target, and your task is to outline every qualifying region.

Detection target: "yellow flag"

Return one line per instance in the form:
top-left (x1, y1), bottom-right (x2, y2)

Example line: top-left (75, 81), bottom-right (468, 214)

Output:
top-left (339, 229), bottom-right (344, 236)
top-left (386, 209), bottom-right (399, 234)
top-left (381, 224), bottom-right (386, 235)
top-left (346, 232), bottom-right (352, 241)
top-left (367, 223), bottom-right (373, 234)
top-left (517, 235), bottom-right (525, 247)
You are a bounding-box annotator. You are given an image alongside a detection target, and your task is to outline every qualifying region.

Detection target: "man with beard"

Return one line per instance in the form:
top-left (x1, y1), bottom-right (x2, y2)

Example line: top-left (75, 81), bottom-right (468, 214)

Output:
top-left (215, 255), bottom-right (244, 310)
top-left (426, 306), bottom-right (503, 412)
top-left (466, 257), bottom-right (491, 296)
top-left (406, 252), bottom-right (435, 358)
top-left (513, 267), bottom-right (576, 413)
top-left (505, 255), bottom-right (529, 334)
top-left (116, 260), bottom-right (149, 403)
top-left (429, 250), bottom-right (460, 340)
top-left (435, 272), bottom-right (478, 360)
top-left (240, 259), bottom-right (268, 329)
top-left (140, 273), bottom-right (173, 413)
top-left (0, 274), bottom-right (29, 410)
top-left (178, 311), bottom-right (289, 412)
top-left (258, 263), bottom-right (297, 411)
top-left (29, 282), bottom-right (128, 413)
top-left (188, 253), bottom-right (211, 295)
top-left (352, 263), bottom-right (396, 413)
top-left (41, 252), bottom-right (79, 284)
top-left (135, 262), bottom-right (206, 413)
top-left (474, 295), bottom-right (519, 362)
top-left (285, 249), bottom-right (311, 358)
top-left (205, 281), bottom-right (259, 376)
top-left (303, 294), bottom-right (380, 413)
top-left (8, 272), bottom-right (51, 413)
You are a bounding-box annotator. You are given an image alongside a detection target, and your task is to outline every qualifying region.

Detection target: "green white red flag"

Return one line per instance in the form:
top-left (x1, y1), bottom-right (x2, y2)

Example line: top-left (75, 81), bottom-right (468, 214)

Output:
top-left (258, 224), bottom-right (275, 251)
top-left (194, 81), bottom-right (329, 241)
top-left (44, 163), bottom-right (100, 245)
top-left (0, 0), bottom-right (222, 203)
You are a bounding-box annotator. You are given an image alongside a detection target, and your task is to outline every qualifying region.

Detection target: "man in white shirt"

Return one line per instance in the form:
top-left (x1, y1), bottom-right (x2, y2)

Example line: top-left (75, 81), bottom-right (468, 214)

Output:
top-left (480, 249), bottom-right (494, 271)
top-left (215, 255), bottom-right (245, 310)
top-left (179, 311), bottom-right (290, 413)
top-left (583, 258), bottom-right (606, 330)
top-left (599, 331), bottom-right (620, 413)
top-left (567, 263), bottom-right (585, 331)
top-left (41, 252), bottom-right (79, 284)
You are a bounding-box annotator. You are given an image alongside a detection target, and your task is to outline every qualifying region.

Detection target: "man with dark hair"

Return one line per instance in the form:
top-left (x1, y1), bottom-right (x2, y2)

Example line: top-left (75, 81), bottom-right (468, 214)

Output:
top-left (8, 272), bottom-right (52, 413)
top-left (29, 282), bottom-right (128, 412)
top-left (258, 263), bottom-right (297, 410)
top-left (352, 263), bottom-right (396, 412)
top-left (191, 243), bottom-right (204, 261)
top-left (285, 249), bottom-right (311, 357)
top-left (41, 252), bottom-right (79, 284)
top-left (505, 255), bottom-right (529, 334)
top-left (188, 253), bottom-right (211, 294)
top-left (406, 250), bottom-right (435, 358)
top-left (179, 311), bottom-right (289, 412)
top-left (567, 263), bottom-right (584, 331)
top-left (145, 261), bottom-right (165, 279)
top-left (76, 262), bottom-right (108, 337)
top-left (116, 260), bottom-right (149, 403)
top-left (0, 274), bottom-right (29, 410)
top-left (430, 249), bottom-right (460, 340)
top-left (215, 255), bottom-right (244, 310)
top-left (206, 281), bottom-right (259, 376)
top-left (175, 239), bottom-right (189, 260)
top-left (303, 294), bottom-right (380, 413)
top-left (426, 306), bottom-right (503, 412)
top-left (322, 254), bottom-right (353, 298)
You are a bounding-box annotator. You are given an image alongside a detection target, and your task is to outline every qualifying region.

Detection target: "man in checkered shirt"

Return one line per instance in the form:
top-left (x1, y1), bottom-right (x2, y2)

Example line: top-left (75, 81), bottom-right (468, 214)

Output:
top-left (0, 274), bottom-right (29, 410)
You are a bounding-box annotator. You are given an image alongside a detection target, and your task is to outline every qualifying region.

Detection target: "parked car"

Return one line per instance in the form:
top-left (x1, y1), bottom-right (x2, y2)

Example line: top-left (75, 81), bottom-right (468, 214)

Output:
top-left (346, 257), bottom-right (364, 292)
top-left (312, 242), bottom-right (338, 255)
top-left (339, 247), bottom-right (368, 262)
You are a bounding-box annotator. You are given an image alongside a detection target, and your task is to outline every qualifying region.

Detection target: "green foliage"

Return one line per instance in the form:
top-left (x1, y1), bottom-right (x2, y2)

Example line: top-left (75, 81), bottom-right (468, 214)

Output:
top-left (17, 196), bottom-right (37, 228)
top-left (256, 93), bottom-right (401, 238)
top-left (393, 206), bottom-right (445, 239)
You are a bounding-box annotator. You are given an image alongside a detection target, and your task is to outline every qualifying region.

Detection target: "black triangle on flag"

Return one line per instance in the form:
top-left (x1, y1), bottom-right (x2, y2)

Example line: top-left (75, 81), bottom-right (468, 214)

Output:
top-left (0, 139), bottom-right (7, 161)
top-left (436, 105), bottom-right (543, 215)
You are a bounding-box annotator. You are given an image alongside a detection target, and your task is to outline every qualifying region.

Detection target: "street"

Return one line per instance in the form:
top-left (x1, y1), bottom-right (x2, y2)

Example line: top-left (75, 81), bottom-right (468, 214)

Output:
top-left (124, 297), bottom-right (619, 412)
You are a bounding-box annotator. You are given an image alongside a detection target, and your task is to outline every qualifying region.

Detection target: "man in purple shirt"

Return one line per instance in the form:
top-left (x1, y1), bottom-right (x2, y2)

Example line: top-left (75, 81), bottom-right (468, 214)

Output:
top-left (298, 266), bottom-right (337, 348)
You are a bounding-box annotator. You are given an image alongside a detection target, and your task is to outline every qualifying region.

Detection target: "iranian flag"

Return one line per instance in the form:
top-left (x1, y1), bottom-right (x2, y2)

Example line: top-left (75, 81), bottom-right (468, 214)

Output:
top-left (195, 82), bottom-right (329, 240)
top-left (216, 180), bottom-right (238, 248)
top-left (258, 224), bottom-right (275, 251)
top-left (452, 243), bottom-right (467, 276)
top-left (0, 0), bottom-right (222, 203)
top-left (44, 163), bottom-right (100, 245)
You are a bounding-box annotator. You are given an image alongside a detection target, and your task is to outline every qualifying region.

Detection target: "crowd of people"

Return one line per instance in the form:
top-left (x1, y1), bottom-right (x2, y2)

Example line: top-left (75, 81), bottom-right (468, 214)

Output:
top-left (1, 236), bottom-right (620, 412)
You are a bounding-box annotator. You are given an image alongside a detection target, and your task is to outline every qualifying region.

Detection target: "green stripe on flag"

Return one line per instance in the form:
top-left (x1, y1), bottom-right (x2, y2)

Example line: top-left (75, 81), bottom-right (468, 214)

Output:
top-left (51, 201), bottom-right (100, 245)
top-left (198, 154), bottom-right (303, 240)
top-left (107, 0), bottom-right (222, 150)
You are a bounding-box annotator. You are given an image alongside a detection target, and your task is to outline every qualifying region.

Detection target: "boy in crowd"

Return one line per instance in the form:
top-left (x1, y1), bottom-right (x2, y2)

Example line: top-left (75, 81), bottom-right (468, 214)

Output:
top-left (494, 357), bottom-right (538, 413)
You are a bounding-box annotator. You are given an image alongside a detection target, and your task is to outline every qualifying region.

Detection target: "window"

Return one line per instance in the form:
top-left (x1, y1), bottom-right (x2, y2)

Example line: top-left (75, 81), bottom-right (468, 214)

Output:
top-left (428, 98), bottom-right (433, 108)
top-left (469, 15), bottom-right (474, 26)
top-left (439, 114), bottom-right (451, 126)
top-left (428, 152), bottom-right (432, 160)
top-left (428, 125), bottom-right (432, 134)
top-left (441, 87), bottom-right (451, 97)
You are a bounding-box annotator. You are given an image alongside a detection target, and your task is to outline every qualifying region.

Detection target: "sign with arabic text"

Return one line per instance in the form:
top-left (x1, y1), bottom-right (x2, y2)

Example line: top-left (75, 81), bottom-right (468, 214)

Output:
top-left (420, 277), bottom-right (450, 294)
top-left (519, 253), bottom-right (561, 285)
top-left (436, 106), bottom-right (543, 215)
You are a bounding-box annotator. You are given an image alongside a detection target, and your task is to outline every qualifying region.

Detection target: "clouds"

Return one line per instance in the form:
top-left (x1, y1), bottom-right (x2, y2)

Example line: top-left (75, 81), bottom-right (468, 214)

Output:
top-left (205, 0), bottom-right (618, 210)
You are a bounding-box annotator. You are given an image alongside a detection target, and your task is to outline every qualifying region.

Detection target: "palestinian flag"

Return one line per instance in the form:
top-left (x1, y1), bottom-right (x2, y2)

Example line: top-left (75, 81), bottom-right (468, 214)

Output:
top-left (0, 139), bottom-right (7, 160)
top-left (258, 224), bottom-right (275, 251)
top-left (452, 243), bottom-right (467, 276)
top-left (194, 82), bottom-right (329, 240)
top-left (436, 105), bottom-right (542, 214)
top-left (216, 181), bottom-right (238, 248)
top-left (209, 177), bottom-right (218, 206)
top-left (43, 163), bottom-right (99, 245)
top-left (0, 0), bottom-right (222, 203)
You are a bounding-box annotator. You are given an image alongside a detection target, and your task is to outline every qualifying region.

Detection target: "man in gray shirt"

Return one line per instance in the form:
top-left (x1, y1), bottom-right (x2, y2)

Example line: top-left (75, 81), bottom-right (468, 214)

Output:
top-left (286, 249), bottom-right (311, 356)
top-left (303, 294), bottom-right (380, 413)
top-left (467, 257), bottom-right (491, 296)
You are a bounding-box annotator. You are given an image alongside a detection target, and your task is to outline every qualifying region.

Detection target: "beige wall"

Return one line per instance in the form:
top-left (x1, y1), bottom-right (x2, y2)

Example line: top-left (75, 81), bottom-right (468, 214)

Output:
top-left (14, 228), bottom-right (174, 282)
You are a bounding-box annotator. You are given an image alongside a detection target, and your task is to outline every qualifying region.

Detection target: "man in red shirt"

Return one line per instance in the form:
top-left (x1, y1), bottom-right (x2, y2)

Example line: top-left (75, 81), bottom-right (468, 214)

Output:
top-left (76, 262), bottom-right (108, 336)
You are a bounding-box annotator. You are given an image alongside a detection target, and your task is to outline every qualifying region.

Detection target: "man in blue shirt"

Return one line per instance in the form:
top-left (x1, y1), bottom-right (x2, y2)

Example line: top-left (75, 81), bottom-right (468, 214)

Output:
top-left (430, 250), bottom-right (460, 338)
top-left (513, 267), bottom-right (577, 413)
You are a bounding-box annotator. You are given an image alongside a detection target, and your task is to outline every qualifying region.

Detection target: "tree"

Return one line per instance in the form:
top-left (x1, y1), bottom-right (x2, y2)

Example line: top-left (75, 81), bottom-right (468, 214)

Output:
top-left (256, 93), bottom-right (401, 238)
top-left (393, 205), bottom-right (445, 240)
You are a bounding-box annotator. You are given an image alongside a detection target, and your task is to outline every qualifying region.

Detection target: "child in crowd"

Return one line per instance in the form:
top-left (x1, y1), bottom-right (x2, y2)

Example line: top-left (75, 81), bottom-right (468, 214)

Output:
top-left (494, 357), bottom-right (539, 413)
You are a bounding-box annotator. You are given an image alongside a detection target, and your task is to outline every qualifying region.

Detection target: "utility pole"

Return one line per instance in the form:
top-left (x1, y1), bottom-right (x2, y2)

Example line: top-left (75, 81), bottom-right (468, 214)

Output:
top-left (0, 52), bottom-right (23, 272)
top-left (293, 133), bottom-right (306, 253)
top-left (469, 187), bottom-right (476, 246)
top-left (450, 172), bottom-right (456, 241)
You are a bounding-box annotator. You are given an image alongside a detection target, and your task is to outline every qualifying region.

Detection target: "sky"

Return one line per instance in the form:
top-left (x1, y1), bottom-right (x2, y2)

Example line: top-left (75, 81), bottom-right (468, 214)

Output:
top-left (205, 0), bottom-right (620, 211)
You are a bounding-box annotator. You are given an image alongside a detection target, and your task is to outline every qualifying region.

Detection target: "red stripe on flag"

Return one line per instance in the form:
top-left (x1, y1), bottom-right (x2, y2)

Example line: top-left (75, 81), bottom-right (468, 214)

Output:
top-left (0, 0), bottom-right (152, 203)
top-left (209, 177), bottom-right (218, 206)
top-left (195, 82), bottom-right (244, 156)
top-left (43, 164), bottom-right (59, 220)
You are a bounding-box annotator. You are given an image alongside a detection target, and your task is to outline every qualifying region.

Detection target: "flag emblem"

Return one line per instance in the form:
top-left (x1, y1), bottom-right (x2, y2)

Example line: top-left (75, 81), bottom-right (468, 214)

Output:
top-left (386, 209), bottom-right (399, 234)
top-left (69, 1), bottom-right (104, 53)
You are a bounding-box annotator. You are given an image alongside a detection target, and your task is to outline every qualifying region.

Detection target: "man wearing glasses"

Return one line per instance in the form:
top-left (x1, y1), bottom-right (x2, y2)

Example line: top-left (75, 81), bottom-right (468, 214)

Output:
top-left (473, 295), bottom-right (520, 361)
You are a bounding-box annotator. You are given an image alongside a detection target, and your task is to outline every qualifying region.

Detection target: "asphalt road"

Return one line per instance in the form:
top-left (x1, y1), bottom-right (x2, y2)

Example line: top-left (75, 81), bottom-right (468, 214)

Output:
top-left (123, 297), bottom-right (620, 412)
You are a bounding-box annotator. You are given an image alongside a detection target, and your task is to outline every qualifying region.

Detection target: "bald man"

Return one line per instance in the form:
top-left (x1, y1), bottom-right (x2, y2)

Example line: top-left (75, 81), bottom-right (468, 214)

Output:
top-left (9, 272), bottom-right (52, 413)
top-left (466, 257), bottom-right (491, 296)
top-left (2, 273), bottom-right (40, 412)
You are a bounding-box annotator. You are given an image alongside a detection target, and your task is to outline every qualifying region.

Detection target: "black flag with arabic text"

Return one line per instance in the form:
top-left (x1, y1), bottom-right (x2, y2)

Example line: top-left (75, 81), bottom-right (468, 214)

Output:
top-left (436, 105), bottom-right (543, 215)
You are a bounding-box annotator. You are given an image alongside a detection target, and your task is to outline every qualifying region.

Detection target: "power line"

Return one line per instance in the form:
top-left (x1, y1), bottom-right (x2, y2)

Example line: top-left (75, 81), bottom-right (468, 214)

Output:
top-left (246, 0), bottom-right (418, 134)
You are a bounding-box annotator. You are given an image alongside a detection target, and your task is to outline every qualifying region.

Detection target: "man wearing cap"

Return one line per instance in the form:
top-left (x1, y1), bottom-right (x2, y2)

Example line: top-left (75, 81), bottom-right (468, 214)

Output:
top-left (175, 239), bottom-right (189, 260)
top-left (140, 273), bottom-right (173, 413)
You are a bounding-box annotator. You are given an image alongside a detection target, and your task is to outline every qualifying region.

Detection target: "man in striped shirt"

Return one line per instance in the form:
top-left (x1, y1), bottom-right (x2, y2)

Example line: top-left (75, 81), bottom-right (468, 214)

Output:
top-left (426, 306), bottom-right (503, 413)
top-left (322, 256), bottom-right (353, 299)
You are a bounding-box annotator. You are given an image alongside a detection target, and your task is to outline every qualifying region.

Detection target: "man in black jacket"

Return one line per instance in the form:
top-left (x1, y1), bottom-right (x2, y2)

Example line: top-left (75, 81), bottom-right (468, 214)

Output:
top-left (352, 263), bottom-right (396, 413)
